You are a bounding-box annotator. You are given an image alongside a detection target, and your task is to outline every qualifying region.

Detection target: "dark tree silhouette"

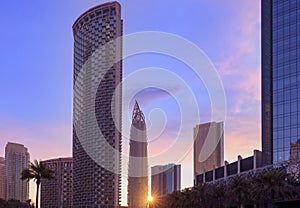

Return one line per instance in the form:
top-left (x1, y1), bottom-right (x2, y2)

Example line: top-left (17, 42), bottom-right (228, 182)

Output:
top-left (21, 160), bottom-right (54, 208)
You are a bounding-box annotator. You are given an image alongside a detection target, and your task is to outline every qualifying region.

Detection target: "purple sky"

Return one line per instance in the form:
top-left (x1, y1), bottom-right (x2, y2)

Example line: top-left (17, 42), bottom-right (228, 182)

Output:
top-left (0, 0), bottom-right (261, 205)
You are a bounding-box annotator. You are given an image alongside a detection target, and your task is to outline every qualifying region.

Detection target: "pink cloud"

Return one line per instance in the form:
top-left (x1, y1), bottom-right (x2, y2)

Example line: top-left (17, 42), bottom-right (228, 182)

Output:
top-left (211, 0), bottom-right (262, 163)
top-left (0, 122), bottom-right (72, 160)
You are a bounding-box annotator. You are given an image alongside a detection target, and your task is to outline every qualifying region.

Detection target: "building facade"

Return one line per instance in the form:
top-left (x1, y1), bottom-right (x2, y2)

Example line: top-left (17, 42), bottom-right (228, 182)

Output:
top-left (194, 122), bottom-right (224, 179)
top-left (41, 158), bottom-right (72, 208)
top-left (195, 150), bottom-right (262, 185)
top-left (151, 164), bottom-right (181, 198)
top-left (0, 157), bottom-right (5, 199)
top-left (72, 2), bottom-right (122, 207)
top-left (127, 101), bottom-right (148, 208)
top-left (5, 142), bottom-right (29, 202)
top-left (262, 0), bottom-right (300, 165)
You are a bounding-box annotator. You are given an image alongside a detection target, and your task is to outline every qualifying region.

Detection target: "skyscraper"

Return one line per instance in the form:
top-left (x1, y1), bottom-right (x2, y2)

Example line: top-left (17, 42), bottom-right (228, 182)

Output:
top-left (41, 157), bottom-right (73, 208)
top-left (128, 101), bottom-right (148, 208)
top-left (0, 157), bottom-right (5, 199)
top-left (194, 122), bottom-right (224, 179)
top-left (5, 142), bottom-right (29, 202)
top-left (262, 0), bottom-right (300, 165)
top-left (151, 164), bottom-right (181, 198)
top-left (72, 2), bottom-right (122, 207)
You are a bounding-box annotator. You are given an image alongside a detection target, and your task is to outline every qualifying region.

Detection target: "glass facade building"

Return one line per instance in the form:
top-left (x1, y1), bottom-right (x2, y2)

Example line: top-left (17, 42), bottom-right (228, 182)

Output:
top-left (262, 0), bottom-right (300, 164)
top-left (151, 164), bottom-right (181, 198)
top-left (72, 2), bottom-right (122, 207)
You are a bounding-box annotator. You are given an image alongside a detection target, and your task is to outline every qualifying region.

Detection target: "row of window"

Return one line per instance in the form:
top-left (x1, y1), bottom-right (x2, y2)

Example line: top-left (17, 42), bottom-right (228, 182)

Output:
top-left (273, 150), bottom-right (294, 163)
top-left (77, 8), bottom-right (116, 28)
top-left (273, 141), bottom-right (299, 150)
top-left (273, 78), bottom-right (298, 87)
top-left (273, 89), bottom-right (299, 103)
top-left (273, 113), bottom-right (299, 127)
top-left (273, 62), bottom-right (298, 76)
top-left (273, 126), bottom-right (300, 137)
top-left (273, 0), bottom-right (299, 14)
top-left (273, 42), bottom-right (300, 53)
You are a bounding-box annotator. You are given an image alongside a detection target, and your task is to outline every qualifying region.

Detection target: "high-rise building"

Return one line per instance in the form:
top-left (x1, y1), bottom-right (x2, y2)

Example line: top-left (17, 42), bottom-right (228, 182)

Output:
top-left (151, 164), bottom-right (181, 198)
top-left (5, 142), bottom-right (29, 202)
top-left (194, 122), bottom-right (224, 179)
top-left (262, 0), bottom-right (300, 165)
top-left (127, 101), bottom-right (148, 208)
top-left (0, 157), bottom-right (5, 199)
top-left (41, 157), bottom-right (72, 208)
top-left (72, 2), bottom-right (122, 207)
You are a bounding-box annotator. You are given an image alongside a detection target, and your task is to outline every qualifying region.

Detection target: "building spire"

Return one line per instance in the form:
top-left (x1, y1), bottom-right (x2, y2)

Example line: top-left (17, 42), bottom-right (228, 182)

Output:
top-left (132, 100), bottom-right (145, 124)
top-left (128, 100), bottom-right (148, 208)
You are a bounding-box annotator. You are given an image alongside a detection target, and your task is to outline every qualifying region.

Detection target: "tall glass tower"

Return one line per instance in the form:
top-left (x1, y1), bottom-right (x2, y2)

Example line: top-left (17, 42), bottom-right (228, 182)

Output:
top-left (262, 0), bottom-right (300, 165)
top-left (151, 164), bottom-right (181, 198)
top-left (72, 2), bottom-right (122, 207)
top-left (127, 101), bottom-right (148, 208)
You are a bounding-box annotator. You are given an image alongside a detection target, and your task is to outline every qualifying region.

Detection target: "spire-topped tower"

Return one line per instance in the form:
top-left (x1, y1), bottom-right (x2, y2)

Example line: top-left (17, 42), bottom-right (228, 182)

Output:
top-left (132, 101), bottom-right (146, 131)
top-left (128, 101), bottom-right (149, 208)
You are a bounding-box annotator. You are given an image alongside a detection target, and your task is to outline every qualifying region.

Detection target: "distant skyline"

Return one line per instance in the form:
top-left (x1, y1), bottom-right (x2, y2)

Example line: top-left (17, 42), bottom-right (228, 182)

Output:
top-left (0, 0), bottom-right (261, 205)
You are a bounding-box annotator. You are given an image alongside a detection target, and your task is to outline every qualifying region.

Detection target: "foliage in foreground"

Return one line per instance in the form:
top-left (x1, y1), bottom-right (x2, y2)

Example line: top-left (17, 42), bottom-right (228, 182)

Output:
top-left (0, 198), bottom-right (34, 208)
top-left (155, 169), bottom-right (300, 208)
top-left (21, 160), bottom-right (54, 208)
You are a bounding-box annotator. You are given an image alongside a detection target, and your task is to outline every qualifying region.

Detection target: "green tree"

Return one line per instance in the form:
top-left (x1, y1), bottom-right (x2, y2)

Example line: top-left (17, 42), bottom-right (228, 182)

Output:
top-left (21, 160), bottom-right (54, 208)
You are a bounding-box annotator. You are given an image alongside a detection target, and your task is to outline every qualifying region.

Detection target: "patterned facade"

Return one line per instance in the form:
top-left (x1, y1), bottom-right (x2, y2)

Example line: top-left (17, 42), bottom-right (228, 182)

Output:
top-left (72, 2), bottom-right (122, 207)
top-left (128, 101), bottom-right (148, 208)
top-left (194, 122), bottom-right (224, 179)
top-left (0, 157), bottom-right (5, 199)
top-left (41, 158), bottom-right (73, 208)
top-left (262, 0), bottom-right (300, 165)
top-left (151, 164), bottom-right (181, 198)
top-left (5, 142), bottom-right (29, 202)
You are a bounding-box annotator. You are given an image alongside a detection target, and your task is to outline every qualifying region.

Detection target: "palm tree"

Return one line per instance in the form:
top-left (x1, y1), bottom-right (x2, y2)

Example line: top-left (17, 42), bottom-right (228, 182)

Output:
top-left (210, 184), bottom-right (226, 208)
top-left (189, 186), bottom-right (202, 207)
top-left (227, 175), bottom-right (250, 208)
top-left (193, 183), bottom-right (210, 207)
top-left (251, 169), bottom-right (296, 208)
top-left (250, 172), bottom-right (266, 208)
top-left (21, 160), bottom-right (54, 208)
top-left (161, 191), bottom-right (176, 208)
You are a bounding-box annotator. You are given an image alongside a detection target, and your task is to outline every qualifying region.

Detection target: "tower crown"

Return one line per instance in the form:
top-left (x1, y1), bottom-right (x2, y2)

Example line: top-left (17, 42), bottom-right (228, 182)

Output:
top-left (132, 101), bottom-right (145, 124)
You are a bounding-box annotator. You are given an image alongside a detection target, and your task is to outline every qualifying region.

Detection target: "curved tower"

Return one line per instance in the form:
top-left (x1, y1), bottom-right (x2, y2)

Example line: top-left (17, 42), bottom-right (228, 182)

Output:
top-left (128, 101), bottom-right (149, 208)
top-left (72, 2), bottom-right (122, 207)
